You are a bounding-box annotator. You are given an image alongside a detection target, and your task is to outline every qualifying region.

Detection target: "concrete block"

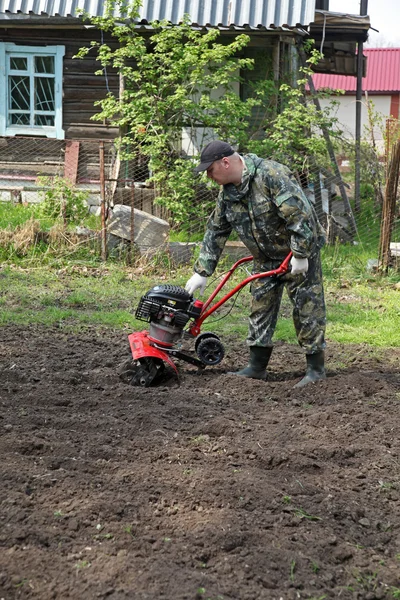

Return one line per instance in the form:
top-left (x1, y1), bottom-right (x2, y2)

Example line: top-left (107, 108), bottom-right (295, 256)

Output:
top-left (21, 190), bottom-right (41, 204)
top-left (0, 191), bottom-right (12, 202)
top-left (168, 242), bottom-right (197, 265)
top-left (107, 204), bottom-right (169, 250)
top-left (89, 206), bottom-right (101, 216)
top-left (221, 241), bottom-right (250, 262)
top-left (86, 193), bottom-right (101, 206)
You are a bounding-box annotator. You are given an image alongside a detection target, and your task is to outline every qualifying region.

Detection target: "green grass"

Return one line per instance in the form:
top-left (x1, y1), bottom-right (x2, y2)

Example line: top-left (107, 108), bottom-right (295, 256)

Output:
top-left (0, 254), bottom-right (399, 347)
top-left (0, 201), bottom-right (38, 228)
top-left (0, 200), bottom-right (100, 231)
top-left (0, 200), bottom-right (399, 346)
top-left (169, 229), bottom-right (204, 243)
top-left (326, 284), bottom-right (400, 346)
top-left (0, 201), bottom-right (102, 266)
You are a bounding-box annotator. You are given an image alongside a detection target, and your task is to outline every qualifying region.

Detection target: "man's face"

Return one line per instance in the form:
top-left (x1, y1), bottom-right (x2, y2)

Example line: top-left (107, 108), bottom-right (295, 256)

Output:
top-left (206, 158), bottom-right (232, 185)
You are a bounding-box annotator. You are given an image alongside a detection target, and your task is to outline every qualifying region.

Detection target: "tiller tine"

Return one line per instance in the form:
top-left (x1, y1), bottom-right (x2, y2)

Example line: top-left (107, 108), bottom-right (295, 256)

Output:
top-left (118, 331), bottom-right (179, 387)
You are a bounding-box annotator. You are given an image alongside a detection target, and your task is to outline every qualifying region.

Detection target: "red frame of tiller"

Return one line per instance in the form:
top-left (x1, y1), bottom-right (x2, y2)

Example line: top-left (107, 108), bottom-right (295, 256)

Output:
top-left (129, 251), bottom-right (292, 373)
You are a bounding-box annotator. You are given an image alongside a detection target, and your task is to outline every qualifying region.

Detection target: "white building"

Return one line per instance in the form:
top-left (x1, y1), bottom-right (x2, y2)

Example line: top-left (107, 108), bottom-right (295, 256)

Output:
top-left (312, 48), bottom-right (400, 145)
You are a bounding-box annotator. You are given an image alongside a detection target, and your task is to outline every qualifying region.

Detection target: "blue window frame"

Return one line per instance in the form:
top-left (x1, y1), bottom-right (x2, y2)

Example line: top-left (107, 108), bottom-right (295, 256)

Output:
top-left (0, 43), bottom-right (65, 139)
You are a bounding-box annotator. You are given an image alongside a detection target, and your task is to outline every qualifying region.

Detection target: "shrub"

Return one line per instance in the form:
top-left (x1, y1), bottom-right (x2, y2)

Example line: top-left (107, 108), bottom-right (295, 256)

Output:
top-left (37, 176), bottom-right (89, 225)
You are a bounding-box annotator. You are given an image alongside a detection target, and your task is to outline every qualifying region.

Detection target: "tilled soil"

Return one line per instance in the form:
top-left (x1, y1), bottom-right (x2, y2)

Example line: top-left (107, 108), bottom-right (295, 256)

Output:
top-left (1, 325), bottom-right (400, 600)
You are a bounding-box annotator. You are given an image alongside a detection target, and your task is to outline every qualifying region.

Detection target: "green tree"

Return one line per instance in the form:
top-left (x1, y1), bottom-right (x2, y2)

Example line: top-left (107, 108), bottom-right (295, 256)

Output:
top-left (37, 176), bottom-right (89, 226)
top-left (246, 49), bottom-right (343, 180)
top-left (77, 5), bottom-right (342, 232)
top-left (76, 0), bottom-right (260, 227)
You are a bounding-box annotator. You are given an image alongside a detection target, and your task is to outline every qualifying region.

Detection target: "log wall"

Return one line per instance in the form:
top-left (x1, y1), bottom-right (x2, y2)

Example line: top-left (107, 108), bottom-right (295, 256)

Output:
top-left (0, 26), bottom-right (120, 140)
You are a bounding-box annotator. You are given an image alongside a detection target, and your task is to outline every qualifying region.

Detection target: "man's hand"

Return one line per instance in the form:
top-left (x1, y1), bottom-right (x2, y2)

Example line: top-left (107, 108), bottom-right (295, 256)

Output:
top-left (290, 256), bottom-right (309, 275)
top-left (185, 273), bottom-right (208, 296)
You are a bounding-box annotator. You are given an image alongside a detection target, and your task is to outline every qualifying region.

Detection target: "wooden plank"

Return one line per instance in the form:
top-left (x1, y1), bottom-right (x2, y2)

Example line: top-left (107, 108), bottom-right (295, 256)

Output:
top-left (64, 141), bottom-right (80, 184)
top-left (64, 125), bottom-right (118, 139)
top-left (63, 87), bottom-right (114, 100)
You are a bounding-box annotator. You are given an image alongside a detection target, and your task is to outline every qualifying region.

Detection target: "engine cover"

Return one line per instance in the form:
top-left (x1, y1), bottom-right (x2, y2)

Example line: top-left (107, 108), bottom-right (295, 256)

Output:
top-left (135, 284), bottom-right (203, 325)
top-left (145, 284), bottom-right (191, 309)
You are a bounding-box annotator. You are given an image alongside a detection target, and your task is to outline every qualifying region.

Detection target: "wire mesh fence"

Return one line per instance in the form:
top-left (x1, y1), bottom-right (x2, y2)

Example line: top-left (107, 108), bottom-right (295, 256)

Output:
top-left (0, 133), bottom-right (399, 271)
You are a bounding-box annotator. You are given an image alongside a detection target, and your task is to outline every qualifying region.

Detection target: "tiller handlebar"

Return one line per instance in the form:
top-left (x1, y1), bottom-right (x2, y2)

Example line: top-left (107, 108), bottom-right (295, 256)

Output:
top-left (188, 251), bottom-right (292, 337)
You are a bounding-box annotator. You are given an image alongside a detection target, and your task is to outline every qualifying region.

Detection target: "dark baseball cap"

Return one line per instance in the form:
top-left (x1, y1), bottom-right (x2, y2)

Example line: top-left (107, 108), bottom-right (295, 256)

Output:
top-left (194, 141), bottom-right (235, 173)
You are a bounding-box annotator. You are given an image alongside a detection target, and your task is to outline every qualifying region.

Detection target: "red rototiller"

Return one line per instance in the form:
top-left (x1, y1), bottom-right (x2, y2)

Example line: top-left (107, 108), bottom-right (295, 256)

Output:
top-left (119, 252), bottom-right (292, 387)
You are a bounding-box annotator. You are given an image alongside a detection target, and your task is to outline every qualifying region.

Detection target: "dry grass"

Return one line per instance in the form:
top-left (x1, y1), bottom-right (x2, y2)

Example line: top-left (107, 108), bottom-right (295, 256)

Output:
top-left (0, 218), bottom-right (101, 258)
top-left (0, 217), bottom-right (42, 255)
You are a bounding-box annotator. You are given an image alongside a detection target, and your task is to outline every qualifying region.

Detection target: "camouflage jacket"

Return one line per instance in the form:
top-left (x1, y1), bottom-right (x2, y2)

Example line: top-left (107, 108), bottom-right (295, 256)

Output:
top-left (194, 154), bottom-right (326, 276)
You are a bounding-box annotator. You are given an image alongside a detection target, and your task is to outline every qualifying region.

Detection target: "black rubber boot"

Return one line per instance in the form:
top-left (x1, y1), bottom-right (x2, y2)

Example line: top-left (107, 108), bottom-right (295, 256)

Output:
top-left (228, 346), bottom-right (273, 380)
top-left (294, 351), bottom-right (326, 388)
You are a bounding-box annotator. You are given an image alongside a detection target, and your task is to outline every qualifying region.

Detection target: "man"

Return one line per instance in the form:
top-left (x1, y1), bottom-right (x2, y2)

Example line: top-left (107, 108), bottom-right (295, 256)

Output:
top-left (185, 140), bottom-right (326, 388)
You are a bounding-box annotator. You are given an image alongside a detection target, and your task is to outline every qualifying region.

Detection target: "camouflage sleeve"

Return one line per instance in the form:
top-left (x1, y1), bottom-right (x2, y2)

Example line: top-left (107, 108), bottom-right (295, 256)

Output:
top-left (268, 171), bottom-right (321, 258)
top-left (193, 191), bottom-right (232, 277)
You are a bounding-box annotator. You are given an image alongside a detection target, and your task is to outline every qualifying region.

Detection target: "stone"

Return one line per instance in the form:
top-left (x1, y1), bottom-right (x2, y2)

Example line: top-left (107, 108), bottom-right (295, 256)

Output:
top-left (221, 241), bottom-right (250, 262)
top-left (0, 190), bottom-right (12, 202)
top-left (86, 193), bottom-right (101, 206)
top-left (107, 204), bottom-right (169, 251)
top-left (21, 190), bottom-right (41, 204)
top-left (168, 242), bottom-right (197, 265)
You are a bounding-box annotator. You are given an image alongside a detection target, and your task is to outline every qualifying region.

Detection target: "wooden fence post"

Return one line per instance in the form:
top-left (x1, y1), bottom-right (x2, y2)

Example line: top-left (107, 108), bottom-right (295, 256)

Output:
top-left (99, 141), bottom-right (107, 261)
top-left (129, 181), bottom-right (135, 266)
top-left (378, 139), bottom-right (400, 271)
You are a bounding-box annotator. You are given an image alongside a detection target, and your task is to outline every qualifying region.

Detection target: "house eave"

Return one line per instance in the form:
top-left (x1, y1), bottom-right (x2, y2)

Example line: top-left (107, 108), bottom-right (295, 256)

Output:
top-left (309, 9), bottom-right (371, 44)
top-left (0, 13), bottom-right (308, 36)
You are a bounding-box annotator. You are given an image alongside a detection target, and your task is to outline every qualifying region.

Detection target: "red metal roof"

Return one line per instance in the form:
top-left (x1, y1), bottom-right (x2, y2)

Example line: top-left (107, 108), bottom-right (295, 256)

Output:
top-left (312, 48), bottom-right (400, 94)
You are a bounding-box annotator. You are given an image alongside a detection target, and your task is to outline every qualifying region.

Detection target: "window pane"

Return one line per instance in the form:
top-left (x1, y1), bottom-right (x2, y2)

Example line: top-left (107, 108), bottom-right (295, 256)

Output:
top-left (35, 77), bottom-right (55, 111)
top-left (35, 56), bottom-right (55, 74)
top-left (9, 76), bottom-right (30, 110)
top-left (10, 113), bottom-right (30, 125)
top-left (4, 45), bottom-right (63, 135)
top-left (35, 114), bottom-right (55, 126)
top-left (10, 56), bottom-right (28, 71)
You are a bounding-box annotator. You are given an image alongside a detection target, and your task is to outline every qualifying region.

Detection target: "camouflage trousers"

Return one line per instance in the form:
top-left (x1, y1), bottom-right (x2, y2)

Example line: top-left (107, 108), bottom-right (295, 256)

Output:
top-left (247, 252), bottom-right (326, 354)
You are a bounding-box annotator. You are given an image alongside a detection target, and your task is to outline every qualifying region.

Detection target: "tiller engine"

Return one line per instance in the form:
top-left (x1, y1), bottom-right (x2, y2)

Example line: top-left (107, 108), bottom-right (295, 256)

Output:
top-left (119, 253), bottom-right (292, 387)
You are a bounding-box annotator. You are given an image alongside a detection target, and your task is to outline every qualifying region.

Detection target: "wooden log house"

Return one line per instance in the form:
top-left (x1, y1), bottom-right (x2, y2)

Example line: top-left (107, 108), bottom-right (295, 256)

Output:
top-left (0, 0), bottom-right (370, 214)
